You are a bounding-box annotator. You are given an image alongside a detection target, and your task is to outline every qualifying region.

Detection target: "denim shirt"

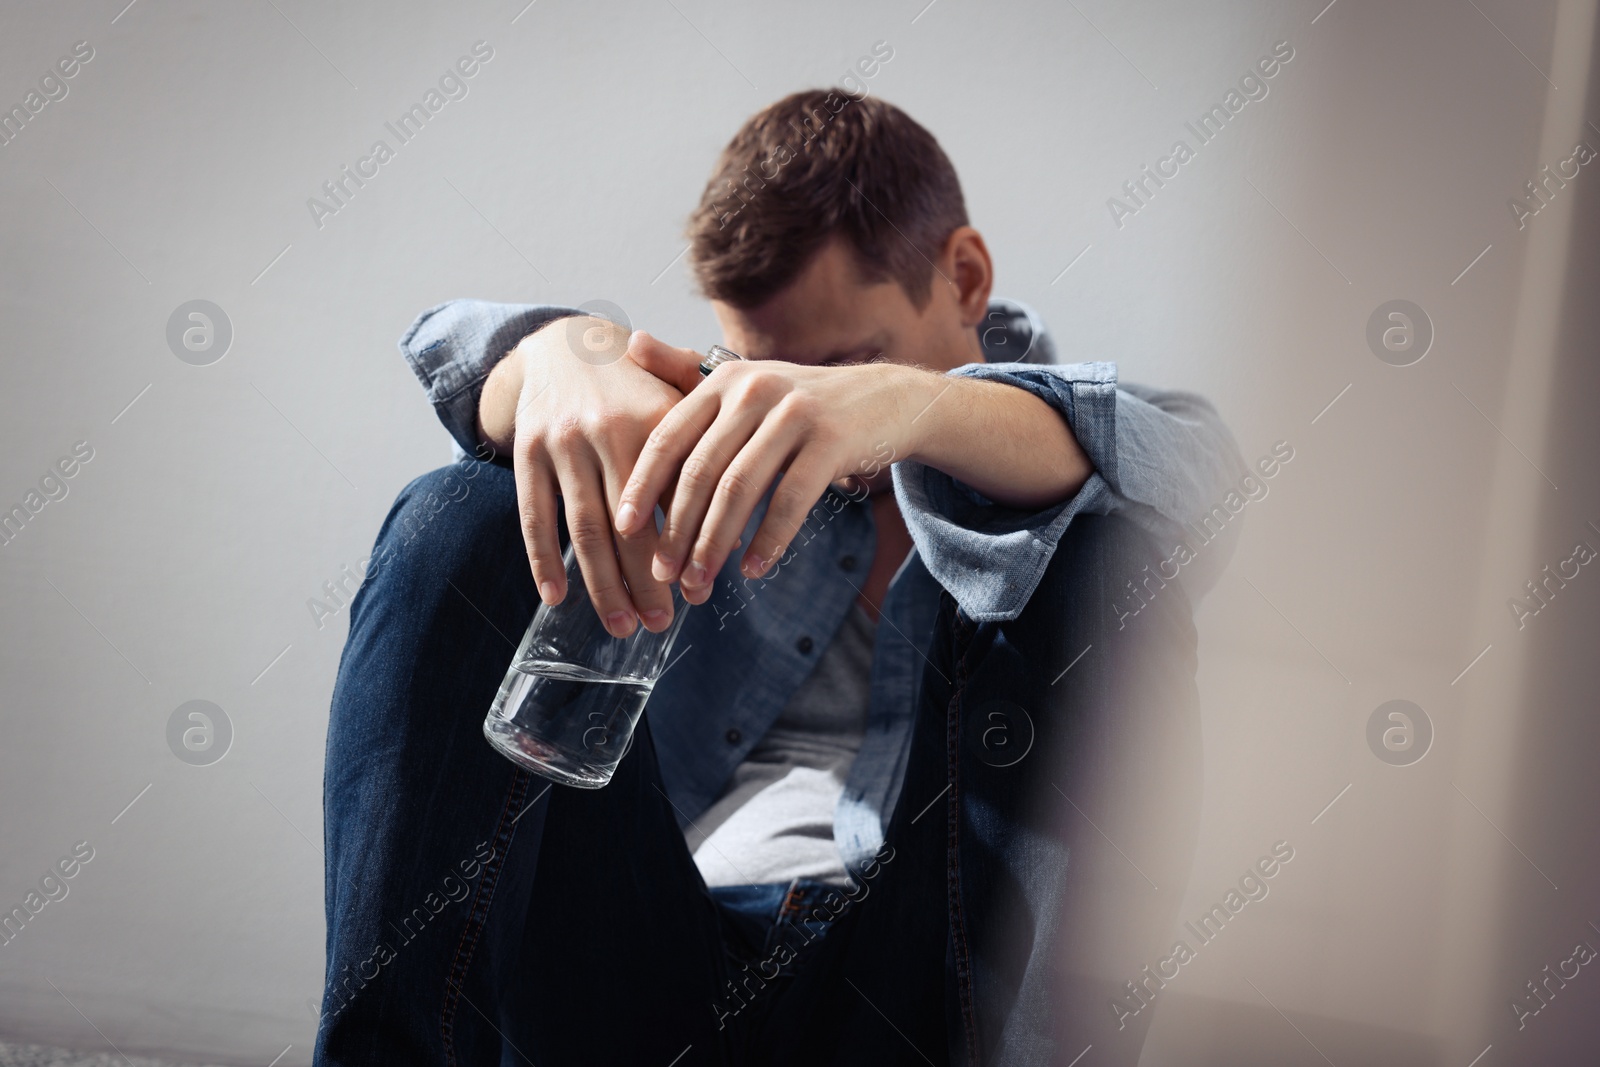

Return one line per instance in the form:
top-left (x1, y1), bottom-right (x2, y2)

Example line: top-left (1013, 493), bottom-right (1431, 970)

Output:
top-left (400, 297), bottom-right (1244, 876)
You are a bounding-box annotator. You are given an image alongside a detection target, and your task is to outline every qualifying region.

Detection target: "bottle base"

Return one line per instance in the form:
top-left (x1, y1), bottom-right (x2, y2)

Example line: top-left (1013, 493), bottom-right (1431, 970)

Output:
top-left (482, 717), bottom-right (614, 789)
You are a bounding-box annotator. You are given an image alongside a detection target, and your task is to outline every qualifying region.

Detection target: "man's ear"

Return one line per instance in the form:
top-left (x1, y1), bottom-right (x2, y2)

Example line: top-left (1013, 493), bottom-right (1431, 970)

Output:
top-left (941, 226), bottom-right (994, 328)
top-left (625, 331), bottom-right (704, 393)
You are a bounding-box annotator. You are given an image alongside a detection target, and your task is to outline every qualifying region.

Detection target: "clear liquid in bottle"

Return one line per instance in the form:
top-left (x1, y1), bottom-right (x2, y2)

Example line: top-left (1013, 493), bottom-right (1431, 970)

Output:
top-left (484, 659), bottom-right (654, 788)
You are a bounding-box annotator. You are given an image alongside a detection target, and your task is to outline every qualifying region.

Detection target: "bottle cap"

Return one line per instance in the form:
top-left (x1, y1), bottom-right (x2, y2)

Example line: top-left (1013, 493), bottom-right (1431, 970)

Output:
top-left (699, 344), bottom-right (744, 376)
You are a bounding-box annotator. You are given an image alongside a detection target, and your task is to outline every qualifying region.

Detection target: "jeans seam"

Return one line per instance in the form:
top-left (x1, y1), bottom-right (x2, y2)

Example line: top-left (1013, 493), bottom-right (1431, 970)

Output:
top-left (946, 605), bottom-right (982, 1065)
top-left (440, 766), bottom-right (532, 1065)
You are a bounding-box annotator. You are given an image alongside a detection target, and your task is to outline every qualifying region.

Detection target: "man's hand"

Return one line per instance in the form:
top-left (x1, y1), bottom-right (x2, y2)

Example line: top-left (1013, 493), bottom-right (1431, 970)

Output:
top-left (477, 317), bottom-right (705, 637)
top-left (612, 353), bottom-right (928, 606)
top-left (613, 352), bottom-right (1096, 608)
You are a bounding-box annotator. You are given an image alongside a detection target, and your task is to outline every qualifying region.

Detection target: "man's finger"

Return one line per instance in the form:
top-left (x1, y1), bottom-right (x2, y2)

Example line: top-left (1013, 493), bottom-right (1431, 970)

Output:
top-left (739, 449), bottom-right (835, 582)
top-left (615, 387), bottom-right (721, 538)
top-left (626, 330), bottom-right (706, 395)
top-left (655, 403), bottom-right (762, 589)
top-left (593, 445), bottom-right (678, 634)
top-left (683, 418), bottom-right (804, 601)
top-left (514, 443), bottom-right (565, 605)
top-left (552, 451), bottom-right (638, 638)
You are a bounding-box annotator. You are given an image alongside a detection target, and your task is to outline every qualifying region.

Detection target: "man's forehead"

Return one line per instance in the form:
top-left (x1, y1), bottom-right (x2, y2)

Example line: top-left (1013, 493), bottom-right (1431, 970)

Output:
top-left (714, 241), bottom-right (905, 360)
top-left (716, 300), bottom-right (889, 362)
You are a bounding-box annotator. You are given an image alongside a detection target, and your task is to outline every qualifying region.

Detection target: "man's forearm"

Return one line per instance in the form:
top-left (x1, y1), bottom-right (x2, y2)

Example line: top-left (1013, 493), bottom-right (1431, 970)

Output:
top-left (899, 366), bottom-right (1092, 511)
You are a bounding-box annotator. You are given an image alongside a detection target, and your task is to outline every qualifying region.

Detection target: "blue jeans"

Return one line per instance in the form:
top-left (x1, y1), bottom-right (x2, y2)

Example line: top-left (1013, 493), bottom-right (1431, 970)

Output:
top-left (314, 461), bottom-right (1202, 1066)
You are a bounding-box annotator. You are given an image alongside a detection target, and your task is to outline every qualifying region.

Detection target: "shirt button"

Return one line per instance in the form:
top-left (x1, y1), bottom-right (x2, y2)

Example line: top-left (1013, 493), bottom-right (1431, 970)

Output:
top-left (839, 555), bottom-right (857, 572)
top-left (797, 636), bottom-right (814, 654)
top-left (725, 728), bottom-right (742, 745)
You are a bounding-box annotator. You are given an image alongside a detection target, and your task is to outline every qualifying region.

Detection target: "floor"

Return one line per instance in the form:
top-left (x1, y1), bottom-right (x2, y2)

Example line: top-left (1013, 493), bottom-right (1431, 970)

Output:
top-left (0, 1044), bottom-right (231, 1067)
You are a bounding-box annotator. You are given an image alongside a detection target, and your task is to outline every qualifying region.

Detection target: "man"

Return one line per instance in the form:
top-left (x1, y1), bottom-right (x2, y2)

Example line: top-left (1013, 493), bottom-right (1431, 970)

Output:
top-left (316, 89), bottom-right (1242, 1065)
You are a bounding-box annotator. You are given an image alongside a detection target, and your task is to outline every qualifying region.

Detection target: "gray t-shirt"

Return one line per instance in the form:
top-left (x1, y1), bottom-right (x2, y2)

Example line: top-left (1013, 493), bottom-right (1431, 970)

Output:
top-left (687, 602), bottom-right (877, 887)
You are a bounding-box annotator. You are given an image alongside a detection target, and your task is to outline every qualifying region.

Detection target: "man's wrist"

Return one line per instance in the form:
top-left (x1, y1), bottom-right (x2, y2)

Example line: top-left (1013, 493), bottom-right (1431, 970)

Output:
top-left (476, 314), bottom-right (632, 457)
top-left (893, 362), bottom-right (951, 466)
top-left (898, 369), bottom-right (1092, 510)
top-left (476, 340), bottom-right (525, 455)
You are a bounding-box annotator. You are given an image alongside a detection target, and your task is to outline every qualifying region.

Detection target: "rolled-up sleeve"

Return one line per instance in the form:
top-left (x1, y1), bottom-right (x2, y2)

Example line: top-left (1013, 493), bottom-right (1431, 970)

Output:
top-left (399, 299), bottom-right (586, 458)
top-left (891, 360), bottom-right (1245, 623)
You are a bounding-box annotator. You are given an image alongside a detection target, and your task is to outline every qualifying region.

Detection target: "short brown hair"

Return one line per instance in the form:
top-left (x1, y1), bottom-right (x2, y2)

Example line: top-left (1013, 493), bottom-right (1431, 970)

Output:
top-left (688, 90), bottom-right (968, 310)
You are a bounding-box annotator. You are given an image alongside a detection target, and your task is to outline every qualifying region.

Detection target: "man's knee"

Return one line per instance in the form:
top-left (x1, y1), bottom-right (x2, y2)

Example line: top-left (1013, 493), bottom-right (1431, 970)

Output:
top-left (330, 460), bottom-right (530, 727)
top-left (1045, 513), bottom-right (1194, 642)
top-left (1029, 514), bottom-right (1203, 864)
top-left (988, 513), bottom-right (1200, 709)
top-left (386, 459), bottom-right (514, 550)
top-left (1050, 512), bottom-right (1163, 584)
top-left (350, 460), bottom-right (524, 619)
top-left (379, 459), bottom-right (515, 564)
